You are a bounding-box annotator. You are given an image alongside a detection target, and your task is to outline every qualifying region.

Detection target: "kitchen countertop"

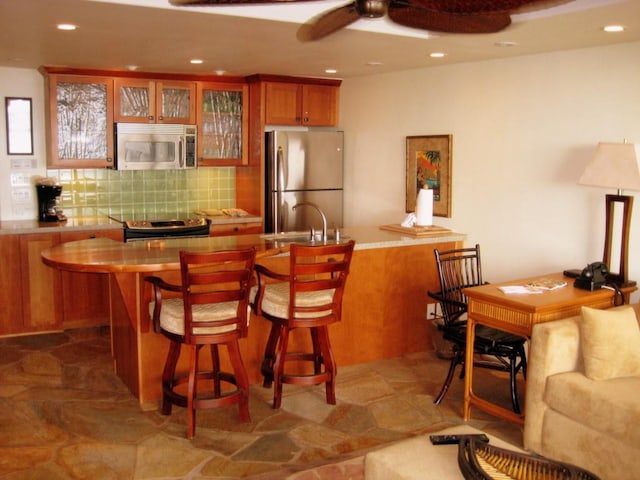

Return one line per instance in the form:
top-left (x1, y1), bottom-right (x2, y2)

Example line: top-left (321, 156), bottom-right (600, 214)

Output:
top-left (0, 214), bottom-right (262, 235)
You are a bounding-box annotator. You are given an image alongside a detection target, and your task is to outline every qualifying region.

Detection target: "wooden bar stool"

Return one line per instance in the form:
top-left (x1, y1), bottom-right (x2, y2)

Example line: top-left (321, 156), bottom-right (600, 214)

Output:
top-left (251, 240), bottom-right (355, 409)
top-left (146, 248), bottom-right (256, 439)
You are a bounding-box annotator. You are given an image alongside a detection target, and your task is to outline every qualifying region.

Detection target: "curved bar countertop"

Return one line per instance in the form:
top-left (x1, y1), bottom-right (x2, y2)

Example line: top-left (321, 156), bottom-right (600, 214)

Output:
top-left (41, 226), bottom-right (466, 274)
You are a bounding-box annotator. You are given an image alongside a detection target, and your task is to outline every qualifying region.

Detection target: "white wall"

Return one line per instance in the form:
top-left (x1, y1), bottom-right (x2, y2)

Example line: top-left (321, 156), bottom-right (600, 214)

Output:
top-left (340, 41), bottom-right (640, 289)
top-left (0, 67), bottom-right (47, 219)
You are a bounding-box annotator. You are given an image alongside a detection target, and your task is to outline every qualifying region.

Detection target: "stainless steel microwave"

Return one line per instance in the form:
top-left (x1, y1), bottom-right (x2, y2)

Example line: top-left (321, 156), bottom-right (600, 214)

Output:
top-left (114, 123), bottom-right (197, 170)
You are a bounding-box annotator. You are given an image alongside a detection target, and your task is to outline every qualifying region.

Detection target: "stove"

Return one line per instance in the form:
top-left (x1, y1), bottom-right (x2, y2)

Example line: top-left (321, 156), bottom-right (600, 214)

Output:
top-left (109, 215), bottom-right (210, 242)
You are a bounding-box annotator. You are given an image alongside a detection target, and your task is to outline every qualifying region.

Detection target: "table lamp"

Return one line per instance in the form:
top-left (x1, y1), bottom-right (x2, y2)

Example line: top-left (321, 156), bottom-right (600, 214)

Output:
top-left (579, 141), bottom-right (640, 287)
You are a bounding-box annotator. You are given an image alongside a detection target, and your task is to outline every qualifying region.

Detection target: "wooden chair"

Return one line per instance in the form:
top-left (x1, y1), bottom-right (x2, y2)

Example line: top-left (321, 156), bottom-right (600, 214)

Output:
top-left (428, 244), bottom-right (527, 413)
top-left (146, 248), bottom-right (256, 439)
top-left (251, 240), bottom-right (355, 409)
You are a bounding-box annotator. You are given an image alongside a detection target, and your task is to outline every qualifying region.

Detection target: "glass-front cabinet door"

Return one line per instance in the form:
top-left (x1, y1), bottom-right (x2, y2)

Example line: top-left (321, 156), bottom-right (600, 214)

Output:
top-left (114, 78), bottom-right (195, 124)
top-left (46, 74), bottom-right (114, 168)
top-left (197, 82), bottom-right (248, 166)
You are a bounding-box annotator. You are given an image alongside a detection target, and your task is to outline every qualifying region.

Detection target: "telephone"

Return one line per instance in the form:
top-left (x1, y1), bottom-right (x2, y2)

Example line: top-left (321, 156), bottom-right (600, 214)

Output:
top-left (574, 262), bottom-right (608, 291)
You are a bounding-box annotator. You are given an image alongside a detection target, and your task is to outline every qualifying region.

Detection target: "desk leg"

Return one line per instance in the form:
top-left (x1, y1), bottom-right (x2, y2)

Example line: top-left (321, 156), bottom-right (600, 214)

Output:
top-left (463, 315), bottom-right (476, 421)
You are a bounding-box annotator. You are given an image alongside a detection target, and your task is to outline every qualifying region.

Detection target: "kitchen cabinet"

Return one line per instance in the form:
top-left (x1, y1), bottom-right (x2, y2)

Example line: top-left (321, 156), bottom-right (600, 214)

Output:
top-left (209, 222), bottom-right (262, 237)
top-left (20, 233), bottom-right (63, 333)
top-left (44, 74), bottom-right (115, 168)
top-left (0, 228), bottom-right (123, 337)
top-left (0, 233), bottom-right (63, 336)
top-left (264, 81), bottom-right (339, 126)
top-left (196, 81), bottom-right (249, 166)
top-left (114, 78), bottom-right (196, 124)
top-left (59, 229), bottom-right (124, 329)
top-left (0, 235), bottom-right (24, 335)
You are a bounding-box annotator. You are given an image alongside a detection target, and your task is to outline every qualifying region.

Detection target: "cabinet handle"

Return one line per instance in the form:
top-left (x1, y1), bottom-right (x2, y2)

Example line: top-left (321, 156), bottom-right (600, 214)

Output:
top-left (106, 157), bottom-right (113, 163)
top-left (148, 115), bottom-right (154, 120)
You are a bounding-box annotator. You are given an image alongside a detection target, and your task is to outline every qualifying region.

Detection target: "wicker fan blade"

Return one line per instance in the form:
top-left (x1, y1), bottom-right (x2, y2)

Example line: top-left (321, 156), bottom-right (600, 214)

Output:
top-left (170, 0), bottom-right (316, 5)
top-left (388, 3), bottom-right (511, 33)
top-left (297, 3), bottom-right (360, 42)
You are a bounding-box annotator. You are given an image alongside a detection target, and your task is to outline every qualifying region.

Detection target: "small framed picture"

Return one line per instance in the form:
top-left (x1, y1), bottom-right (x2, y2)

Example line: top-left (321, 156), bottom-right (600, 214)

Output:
top-left (5, 97), bottom-right (34, 155)
top-left (406, 134), bottom-right (452, 217)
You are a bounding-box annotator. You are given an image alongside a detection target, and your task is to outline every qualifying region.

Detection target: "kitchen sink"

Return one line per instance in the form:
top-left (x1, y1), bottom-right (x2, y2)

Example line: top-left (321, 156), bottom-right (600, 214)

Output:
top-left (260, 231), bottom-right (348, 244)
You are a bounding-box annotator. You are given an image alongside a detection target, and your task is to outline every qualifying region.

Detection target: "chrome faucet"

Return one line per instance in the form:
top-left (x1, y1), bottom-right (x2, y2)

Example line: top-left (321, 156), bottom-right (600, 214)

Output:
top-left (292, 202), bottom-right (327, 241)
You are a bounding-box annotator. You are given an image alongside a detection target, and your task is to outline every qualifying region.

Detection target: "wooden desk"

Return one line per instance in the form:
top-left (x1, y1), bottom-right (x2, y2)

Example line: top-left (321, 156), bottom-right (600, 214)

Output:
top-left (463, 272), bottom-right (634, 425)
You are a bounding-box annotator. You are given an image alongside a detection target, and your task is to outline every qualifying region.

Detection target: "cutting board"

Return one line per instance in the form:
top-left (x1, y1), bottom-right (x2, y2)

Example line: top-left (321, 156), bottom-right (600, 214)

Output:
top-left (379, 224), bottom-right (451, 236)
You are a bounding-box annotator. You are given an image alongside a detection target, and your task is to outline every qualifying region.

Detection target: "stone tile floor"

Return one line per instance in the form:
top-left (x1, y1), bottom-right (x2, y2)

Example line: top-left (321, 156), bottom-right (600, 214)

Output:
top-left (0, 327), bottom-right (522, 479)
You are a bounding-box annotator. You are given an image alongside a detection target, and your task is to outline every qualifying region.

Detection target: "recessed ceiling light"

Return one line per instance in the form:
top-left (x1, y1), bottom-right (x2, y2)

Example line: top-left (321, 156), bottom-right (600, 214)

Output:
top-left (190, 59), bottom-right (204, 64)
top-left (603, 25), bottom-right (624, 33)
top-left (366, 61), bottom-right (384, 67)
top-left (57, 23), bottom-right (77, 31)
top-left (430, 52), bottom-right (446, 58)
top-left (126, 65), bottom-right (139, 71)
top-left (214, 69), bottom-right (226, 76)
top-left (325, 68), bottom-right (338, 74)
top-left (495, 41), bottom-right (518, 47)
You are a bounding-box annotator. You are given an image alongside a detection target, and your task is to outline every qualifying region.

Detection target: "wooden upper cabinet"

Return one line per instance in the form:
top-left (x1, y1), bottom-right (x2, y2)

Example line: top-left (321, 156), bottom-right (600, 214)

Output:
top-left (196, 81), bottom-right (249, 166)
top-left (114, 78), bottom-right (196, 124)
top-left (264, 82), bottom-right (339, 126)
top-left (45, 74), bottom-right (115, 168)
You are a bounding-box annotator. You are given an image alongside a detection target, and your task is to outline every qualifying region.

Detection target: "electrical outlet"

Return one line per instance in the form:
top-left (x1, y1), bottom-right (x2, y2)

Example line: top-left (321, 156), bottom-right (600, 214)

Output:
top-left (426, 303), bottom-right (437, 319)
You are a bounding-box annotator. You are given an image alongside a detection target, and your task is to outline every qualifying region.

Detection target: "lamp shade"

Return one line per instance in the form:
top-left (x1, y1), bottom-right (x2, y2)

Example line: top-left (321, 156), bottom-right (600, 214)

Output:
top-left (579, 142), bottom-right (640, 192)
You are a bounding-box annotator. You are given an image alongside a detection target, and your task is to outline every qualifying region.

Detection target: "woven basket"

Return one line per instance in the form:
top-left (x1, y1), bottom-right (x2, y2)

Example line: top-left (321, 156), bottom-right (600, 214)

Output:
top-left (457, 437), bottom-right (600, 480)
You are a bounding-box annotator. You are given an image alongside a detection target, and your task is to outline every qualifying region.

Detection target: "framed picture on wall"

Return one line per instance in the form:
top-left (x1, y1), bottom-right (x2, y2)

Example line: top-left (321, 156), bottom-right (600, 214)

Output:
top-left (5, 97), bottom-right (34, 155)
top-left (405, 134), bottom-right (452, 217)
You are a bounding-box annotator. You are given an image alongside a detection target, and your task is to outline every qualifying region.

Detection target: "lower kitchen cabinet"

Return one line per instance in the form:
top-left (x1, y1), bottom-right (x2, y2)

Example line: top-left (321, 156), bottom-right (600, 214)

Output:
top-left (59, 229), bottom-right (123, 329)
top-left (0, 228), bottom-right (123, 338)
top-left (19, 233), bottom-right (63, 334)
top-left (0, 235), bottom-right (26, 335)
top-left (209, 222), bottom-right (262, 237)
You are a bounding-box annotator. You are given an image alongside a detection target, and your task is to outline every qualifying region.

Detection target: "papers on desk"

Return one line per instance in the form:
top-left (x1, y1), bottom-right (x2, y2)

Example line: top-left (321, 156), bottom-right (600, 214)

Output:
top-left (498, 286), bottom-right (544, 295)
top-left (498, 278), bottom-right (568, 295)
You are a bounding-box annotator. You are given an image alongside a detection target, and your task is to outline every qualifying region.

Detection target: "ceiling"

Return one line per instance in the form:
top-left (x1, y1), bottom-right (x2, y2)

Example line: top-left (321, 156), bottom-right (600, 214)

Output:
top-left (0, 0), bottom-right (639, 79)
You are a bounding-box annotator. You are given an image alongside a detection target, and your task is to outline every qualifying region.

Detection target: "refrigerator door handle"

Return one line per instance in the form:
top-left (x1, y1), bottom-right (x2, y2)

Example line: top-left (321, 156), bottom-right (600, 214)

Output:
top-left (276, 146), bottom-right (285, 234)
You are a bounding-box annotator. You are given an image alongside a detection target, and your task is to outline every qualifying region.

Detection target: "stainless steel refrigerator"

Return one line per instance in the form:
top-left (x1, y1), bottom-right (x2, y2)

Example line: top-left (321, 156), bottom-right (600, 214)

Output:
top-left (265, 130), bottom-right (344, 234)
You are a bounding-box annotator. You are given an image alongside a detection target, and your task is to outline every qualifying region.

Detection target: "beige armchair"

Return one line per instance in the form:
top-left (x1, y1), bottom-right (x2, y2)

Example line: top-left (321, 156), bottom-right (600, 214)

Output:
top-left (524, 303), bottom-right (640, 480)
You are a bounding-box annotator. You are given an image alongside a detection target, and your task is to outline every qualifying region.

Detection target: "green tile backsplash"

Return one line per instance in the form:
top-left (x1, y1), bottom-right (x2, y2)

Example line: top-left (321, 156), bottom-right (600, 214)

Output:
top-left (47, 168), bottom-right (236, 219)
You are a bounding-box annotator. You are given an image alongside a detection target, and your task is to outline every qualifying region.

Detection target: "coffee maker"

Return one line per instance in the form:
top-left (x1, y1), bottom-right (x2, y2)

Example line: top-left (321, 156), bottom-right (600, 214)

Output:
top-left (36, 183), bottom-right (65, 222)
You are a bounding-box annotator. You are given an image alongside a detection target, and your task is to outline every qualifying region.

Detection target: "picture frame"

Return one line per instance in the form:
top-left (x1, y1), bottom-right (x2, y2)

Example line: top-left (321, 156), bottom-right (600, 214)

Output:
top-left (405, 134), bottom-right (452, 217)
top-left (5, 97), bottom-right (34, 155)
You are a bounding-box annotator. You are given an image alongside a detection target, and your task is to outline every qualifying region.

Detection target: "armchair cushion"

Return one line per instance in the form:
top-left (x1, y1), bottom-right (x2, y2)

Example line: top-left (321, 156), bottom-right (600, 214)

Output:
top-left (580, 306), bottom-right (640, 381)
top-left (545, 371), bottom-right (640, 448)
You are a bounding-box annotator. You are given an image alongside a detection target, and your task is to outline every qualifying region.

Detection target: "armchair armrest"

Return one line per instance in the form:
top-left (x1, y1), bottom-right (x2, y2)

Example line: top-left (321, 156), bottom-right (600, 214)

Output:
top-left (145, 276), bottom-right (182, 333)
top-left (254, 264), bottom-right (289, 282)
top-left (524, 316), bottom-right (582, 453)
top-left (251, 264), bottom-right (289, 315)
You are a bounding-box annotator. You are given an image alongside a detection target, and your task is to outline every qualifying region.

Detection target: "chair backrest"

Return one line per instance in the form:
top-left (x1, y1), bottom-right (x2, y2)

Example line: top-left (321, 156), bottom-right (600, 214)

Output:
top-left (180, 248), bottom-right (256, 341)
top-left (287, 240), bottom-right (355, 327)
top-left (433, 244), bottom-right (483, 326)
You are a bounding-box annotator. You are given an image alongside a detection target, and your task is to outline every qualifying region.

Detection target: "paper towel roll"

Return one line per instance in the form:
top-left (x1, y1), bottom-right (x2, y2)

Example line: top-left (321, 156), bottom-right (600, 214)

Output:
top-left (415, 188), bottom-right (433, 226)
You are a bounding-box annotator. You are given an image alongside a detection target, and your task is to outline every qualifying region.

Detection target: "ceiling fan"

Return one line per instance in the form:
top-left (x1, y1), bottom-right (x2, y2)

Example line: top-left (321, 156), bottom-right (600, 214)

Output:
top-left (170, 0), bottom-right (574, 41)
